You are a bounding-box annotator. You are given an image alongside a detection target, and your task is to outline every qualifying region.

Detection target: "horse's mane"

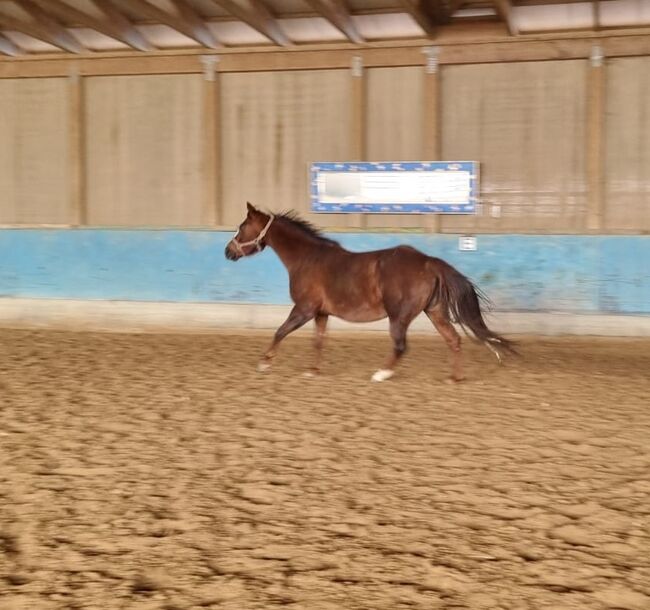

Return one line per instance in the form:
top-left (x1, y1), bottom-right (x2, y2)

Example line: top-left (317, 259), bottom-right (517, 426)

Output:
top-left (275, 211), bottom-right (339, 246)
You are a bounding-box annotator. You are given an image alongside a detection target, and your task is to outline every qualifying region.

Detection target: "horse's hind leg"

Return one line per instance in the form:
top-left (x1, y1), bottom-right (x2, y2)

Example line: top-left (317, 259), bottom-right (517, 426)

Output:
top-left (258, 305), bottom-right (313, 372)
top-left (371, 316), bottom-right (411, 382)
top-left (306, 313), bottom-right (328, 377)
top-left (426, 309), bottom-right (464, 383)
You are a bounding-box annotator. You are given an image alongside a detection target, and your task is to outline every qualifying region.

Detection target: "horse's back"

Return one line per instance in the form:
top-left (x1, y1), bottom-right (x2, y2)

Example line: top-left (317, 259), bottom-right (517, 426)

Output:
top-left (375, 245), bottom-right (433, 272)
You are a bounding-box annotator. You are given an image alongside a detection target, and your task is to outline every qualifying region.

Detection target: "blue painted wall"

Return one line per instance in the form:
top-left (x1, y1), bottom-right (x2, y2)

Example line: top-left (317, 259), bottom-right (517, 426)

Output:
top-left (0, 229), bottom-right (648, 314)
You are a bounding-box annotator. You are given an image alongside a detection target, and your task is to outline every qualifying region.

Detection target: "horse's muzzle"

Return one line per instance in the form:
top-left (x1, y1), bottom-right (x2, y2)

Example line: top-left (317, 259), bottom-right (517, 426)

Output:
top-left (224, 244), bottom-right (240, 261)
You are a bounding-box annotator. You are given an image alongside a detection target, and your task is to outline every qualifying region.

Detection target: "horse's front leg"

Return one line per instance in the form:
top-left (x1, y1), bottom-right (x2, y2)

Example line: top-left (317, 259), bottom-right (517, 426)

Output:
top-left (258, 306), bottom-right (313, 372)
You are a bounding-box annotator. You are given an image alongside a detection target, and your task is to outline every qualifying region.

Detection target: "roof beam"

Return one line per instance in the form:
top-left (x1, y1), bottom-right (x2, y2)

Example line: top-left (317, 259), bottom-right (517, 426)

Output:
top-left (305, 0), bottom-right (364, 44)
top-left (399, 1), bottom-right (451, 37)
top-left (0, 16), bottom-right (80, 53)
top-left (492, 0), bottom-right (518, 36)
top-left (515, 0), bottom-right (590, 5)
top-left (7, 0), bottom-right (85, 52)
top-left (0, 31), bottom-right (19, 55)
top-left (210, 0), bottom-right (291, 46)
top-left (91, 0), bottom-right (154, 51)
top-left (449, 0), bottom-right (466, 15)
top-left (125, 0), bottom-right (219, 48)
top-left (29, 0), bottom-right (150, 51)
top-left (171, 0), bottom-right (219, 47)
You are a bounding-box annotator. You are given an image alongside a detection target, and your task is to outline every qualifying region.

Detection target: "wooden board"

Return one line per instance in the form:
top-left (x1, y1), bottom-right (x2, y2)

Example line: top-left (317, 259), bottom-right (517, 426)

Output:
top-left (219, 69), bottom-right (353, 227)
top-left (0, 78), bottom-right (70, 224)
top-left (365, 66), bottom-right (425, 229)
top-left (84, 74), bottom-right (203, 226)
top-left (604, 57), bottom-right (650, 231)
top-left (439, 60), bottom-right (588, 233)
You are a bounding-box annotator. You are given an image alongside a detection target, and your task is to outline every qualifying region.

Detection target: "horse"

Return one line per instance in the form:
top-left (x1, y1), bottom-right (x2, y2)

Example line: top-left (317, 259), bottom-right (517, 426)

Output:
top-left (225, 202), bottom-right (516, 382)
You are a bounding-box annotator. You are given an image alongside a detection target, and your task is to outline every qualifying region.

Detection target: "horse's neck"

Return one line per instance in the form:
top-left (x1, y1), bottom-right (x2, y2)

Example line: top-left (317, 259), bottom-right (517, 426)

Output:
top-left (267, 222), bottom-right (320, 273)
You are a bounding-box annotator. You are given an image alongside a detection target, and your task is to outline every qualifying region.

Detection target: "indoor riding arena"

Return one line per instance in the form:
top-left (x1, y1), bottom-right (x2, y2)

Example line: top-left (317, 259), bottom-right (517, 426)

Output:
top-left (1, 2), bottom-right (649, 610)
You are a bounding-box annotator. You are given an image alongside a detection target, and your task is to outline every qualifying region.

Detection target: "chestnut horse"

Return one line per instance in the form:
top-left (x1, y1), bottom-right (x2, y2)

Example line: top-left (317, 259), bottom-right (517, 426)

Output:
top-left (225, 203), bottom-right (515, 382)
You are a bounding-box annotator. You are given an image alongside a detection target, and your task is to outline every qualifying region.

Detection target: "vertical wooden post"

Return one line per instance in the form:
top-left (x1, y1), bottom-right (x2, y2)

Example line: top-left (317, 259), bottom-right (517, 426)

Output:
top-left (68, 66), bottom-right (85, 226)
top-left (423, 46), bottom-right (441, 233)
top-left (586, 44), bottom-right (606, 231)
top-left (201, 55), bottom-right (220, 226)
top-left (350, 55), bottom-right (366, 229)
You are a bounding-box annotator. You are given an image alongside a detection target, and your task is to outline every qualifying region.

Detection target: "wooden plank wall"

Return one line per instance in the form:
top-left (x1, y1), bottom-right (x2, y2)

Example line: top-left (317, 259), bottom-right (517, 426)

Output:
top-left (365, 66), bottom-right (424, 229)
top-left (84, 74), bottom-right (203, 226)
top-left (219, 69), bottom-right (353, 227)
top-left (605, 57), bottom-right (650, 232)
top-left (0, 78), bottom-right (70, 224)
top-left (440, 60), bottom-right (588, 233)
top-left (0, 39), bottom-right (648, 233)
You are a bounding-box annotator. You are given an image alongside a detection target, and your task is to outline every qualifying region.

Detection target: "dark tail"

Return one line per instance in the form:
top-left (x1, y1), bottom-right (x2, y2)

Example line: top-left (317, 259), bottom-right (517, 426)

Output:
top-left (434, 261), bottom-right (518, 359)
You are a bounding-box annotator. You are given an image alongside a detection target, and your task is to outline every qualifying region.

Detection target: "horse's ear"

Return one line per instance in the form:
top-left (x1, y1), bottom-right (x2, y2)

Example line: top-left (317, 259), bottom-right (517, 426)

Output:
top-left (246, 202), bottom-right (257, 215)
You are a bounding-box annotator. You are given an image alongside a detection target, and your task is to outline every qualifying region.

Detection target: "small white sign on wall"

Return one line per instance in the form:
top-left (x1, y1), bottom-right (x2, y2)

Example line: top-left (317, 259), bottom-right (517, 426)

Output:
top-left (459, 235), bottom-right (477, 251)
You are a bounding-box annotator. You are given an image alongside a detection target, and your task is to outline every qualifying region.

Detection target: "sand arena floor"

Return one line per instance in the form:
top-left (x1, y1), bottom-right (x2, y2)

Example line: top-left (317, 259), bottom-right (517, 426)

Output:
top-left (0, 329), bottom-right (649, 610)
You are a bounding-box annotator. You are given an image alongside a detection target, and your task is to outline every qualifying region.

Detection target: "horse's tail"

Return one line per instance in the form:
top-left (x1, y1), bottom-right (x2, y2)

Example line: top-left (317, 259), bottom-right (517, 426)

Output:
top-left (434, 261), bottom-right (517, 360)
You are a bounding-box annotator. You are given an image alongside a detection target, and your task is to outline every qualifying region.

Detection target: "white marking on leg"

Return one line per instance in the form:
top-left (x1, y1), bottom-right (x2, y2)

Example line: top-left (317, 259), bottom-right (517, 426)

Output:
top-left (257, 361), bottom-right (272, 373)
top-left (371, 369), bottom-right (394, 382)
top-left (485, 342), bottom-right (502, 363)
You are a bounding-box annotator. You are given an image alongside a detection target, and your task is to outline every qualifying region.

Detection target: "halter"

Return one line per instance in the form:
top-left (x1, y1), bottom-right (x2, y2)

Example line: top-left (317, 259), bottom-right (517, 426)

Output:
top-left (231, 213), bottom-right (275, 256)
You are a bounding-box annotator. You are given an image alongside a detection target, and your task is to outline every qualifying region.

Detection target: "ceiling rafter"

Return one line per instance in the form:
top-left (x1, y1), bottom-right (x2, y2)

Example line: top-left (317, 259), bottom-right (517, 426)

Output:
top-left (0, 17), bottom-right (76, 53)
top-left (449, 0), bottom-right (466, 13)
top-left (91, 0), bottom-right (154, 52)
top-left (305, 0), bottom-right (364, 44)
top-left (0, 30), bottom-right (19, 55)
top-left (28, 0), bottom-right (150, 52)
top-left (126, 0), bottom-right (219, 49)
top-left (16, 0), bottom-right (85, 52)
top-left (171, 0), bottom-right (220, 47)
top-left (399, 0), bottom-right (452, 37)
top-left (1, 0), bottom-right (85, 53)
top-left (209, 0), bottom-right (291, 46)
top-left (0, 0), bottom-right (645, 57)
top-left (492, 0), bottom-right (518, 36)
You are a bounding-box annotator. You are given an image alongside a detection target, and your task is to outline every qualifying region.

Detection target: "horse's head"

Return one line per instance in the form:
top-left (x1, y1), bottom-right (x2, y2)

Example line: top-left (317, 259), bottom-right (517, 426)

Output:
top-left (225, 203), bottom-right (274, 261)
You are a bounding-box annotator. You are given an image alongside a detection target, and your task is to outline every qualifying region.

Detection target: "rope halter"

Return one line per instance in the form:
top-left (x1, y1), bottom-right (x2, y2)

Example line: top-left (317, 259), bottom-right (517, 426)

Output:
top-left (231, 213), bottom-right (275, 256)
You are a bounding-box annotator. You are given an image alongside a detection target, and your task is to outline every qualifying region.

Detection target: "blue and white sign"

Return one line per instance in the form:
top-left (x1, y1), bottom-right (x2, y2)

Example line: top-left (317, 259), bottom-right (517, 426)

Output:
top-left (310, 161), bottom-right (479, 214)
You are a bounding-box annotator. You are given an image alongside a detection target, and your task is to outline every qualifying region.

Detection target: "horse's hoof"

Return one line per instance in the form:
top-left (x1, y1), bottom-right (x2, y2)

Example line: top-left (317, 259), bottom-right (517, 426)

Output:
top-left (257, 362), bottom-right (272, 373)
top-left (371, 369), bottom-right (394, 383)
top-left (302, 370), bottom-right (318, 378)
top-left (445, 376), bottom-right (464, 385)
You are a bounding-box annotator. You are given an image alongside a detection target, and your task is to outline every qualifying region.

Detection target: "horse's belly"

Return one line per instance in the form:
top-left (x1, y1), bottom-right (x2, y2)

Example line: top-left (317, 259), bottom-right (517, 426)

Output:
top-left (325, 299), bottom-right (386, 323)
top-left (338, 310), bottom-right (387, 323)
top-left (320, 266), bottom-right (385, 322)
